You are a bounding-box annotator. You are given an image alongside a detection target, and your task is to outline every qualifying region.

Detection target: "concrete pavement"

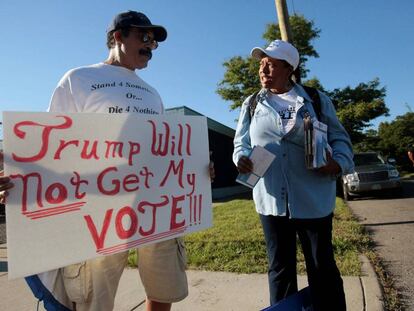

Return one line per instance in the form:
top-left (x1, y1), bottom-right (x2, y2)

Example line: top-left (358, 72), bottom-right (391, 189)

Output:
top-left (0, 243), bottom-right (383, 310)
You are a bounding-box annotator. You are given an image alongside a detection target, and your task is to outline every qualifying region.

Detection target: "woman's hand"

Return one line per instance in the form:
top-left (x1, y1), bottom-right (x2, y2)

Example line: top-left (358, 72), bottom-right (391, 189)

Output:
top-left (316, 152), bottom-right (341, 175)
top-left (237, 156), bottom-right (253, 174)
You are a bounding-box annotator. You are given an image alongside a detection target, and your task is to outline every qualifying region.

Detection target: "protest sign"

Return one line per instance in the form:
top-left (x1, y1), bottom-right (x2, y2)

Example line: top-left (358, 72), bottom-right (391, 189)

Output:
top-left (3, 112), bottom-right (212, 279)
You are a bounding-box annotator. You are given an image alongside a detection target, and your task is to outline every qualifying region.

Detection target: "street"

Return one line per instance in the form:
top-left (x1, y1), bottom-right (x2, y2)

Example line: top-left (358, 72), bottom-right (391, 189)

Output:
top-left (347, 178), bottom-right (414, 310)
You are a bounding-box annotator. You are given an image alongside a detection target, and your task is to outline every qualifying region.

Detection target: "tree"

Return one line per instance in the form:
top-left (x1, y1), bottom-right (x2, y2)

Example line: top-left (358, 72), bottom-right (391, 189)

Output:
top-left (217, 15), bottom-right (390, 146)
top-left (328, 79), bottom-right (389, 144)
top-left (302, 77), bottom-right (326, 93)
top-left (377, 112), bottom-right (414, 169)
top-left (217, 14), bottom-right (320, 110)
top-left (217, 57), bottom-right (260, 110)
top-left (353, 129), bottom-right (381, 152)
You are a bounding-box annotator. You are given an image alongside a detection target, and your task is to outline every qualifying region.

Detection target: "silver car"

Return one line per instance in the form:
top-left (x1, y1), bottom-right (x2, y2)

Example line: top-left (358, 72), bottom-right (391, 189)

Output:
top-left (341, 152), bottom-right (402, 200)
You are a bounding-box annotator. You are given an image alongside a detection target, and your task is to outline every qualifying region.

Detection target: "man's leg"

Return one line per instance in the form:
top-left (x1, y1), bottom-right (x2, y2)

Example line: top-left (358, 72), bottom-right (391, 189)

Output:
top-left (145, 299), bottom-right (171, 311)
top-left (296, 214), bottom-right (346, 311)
top-left (63, 251), bottom-right (129, 311)
top-left (259, 214), bottom-right (297, 305)
top-left (138, 238), bottom-right (188, 311)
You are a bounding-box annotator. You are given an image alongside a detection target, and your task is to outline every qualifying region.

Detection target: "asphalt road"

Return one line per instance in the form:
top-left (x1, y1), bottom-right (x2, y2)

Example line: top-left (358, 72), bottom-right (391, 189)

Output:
top-left (347, 178), bottom-right (414, 310)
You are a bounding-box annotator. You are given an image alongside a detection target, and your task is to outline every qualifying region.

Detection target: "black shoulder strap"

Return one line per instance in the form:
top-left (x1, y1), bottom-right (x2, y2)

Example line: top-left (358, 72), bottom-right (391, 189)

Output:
top-left (301, 85), bottom-right (322, 121)
top-left (247, 91), bottom-right (260, 122)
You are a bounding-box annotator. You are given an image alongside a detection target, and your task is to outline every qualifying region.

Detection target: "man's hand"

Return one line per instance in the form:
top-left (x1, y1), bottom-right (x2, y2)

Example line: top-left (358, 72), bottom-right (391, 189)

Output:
top-left (208, 151), bottom-right (216, 183)
top-left (237, 156), bottom-right (253, 174)
top-left (209, 161), bottom-right (215, 183)
top-left (408, 150), bottom-right (414, 166)
top-left (316, 152), bottom-right (341, 175)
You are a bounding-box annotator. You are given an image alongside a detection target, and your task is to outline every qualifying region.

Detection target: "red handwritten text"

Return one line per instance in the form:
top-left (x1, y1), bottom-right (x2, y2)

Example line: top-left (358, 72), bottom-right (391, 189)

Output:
top-left (13, 116), bottom-right (72, 162)
top-left (159, 160), bottom-right (196, 194)
top-left (12, 116), bottom-right (142, 165)
top-left (83, 195), bottom-right (187, 250)
top-left (97, 166), bottom-right (154, 195)
top-left (149, 121), bottom-right (192, 156)
top-left (10, 171), bottom-right (88, 212)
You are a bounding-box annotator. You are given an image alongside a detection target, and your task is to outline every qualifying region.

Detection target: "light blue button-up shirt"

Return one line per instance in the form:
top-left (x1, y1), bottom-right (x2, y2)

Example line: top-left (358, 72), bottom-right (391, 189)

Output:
top-left (233, 84), bottom-right (354, 219)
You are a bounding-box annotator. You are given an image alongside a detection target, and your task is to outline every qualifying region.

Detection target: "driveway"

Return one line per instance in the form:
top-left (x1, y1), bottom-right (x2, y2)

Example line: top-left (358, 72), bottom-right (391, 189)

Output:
top-left (347, 178), bottom-right (414, 310)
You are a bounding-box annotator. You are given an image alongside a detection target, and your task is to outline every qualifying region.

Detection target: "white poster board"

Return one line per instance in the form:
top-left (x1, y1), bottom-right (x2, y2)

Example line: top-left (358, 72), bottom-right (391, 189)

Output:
top-left (3, 112), bottom-right (212, 279)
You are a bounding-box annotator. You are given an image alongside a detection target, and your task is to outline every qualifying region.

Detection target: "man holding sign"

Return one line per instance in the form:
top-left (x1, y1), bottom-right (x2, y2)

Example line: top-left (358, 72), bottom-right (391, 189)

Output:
top-left (1, 10), bottom-right (203, 311)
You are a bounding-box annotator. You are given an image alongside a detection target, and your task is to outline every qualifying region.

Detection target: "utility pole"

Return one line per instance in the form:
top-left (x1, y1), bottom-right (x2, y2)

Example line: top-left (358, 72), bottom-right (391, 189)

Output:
top-left (274, 0), bottom-right (300, 83)
top-left (275, 0), bottom-right (293, 42)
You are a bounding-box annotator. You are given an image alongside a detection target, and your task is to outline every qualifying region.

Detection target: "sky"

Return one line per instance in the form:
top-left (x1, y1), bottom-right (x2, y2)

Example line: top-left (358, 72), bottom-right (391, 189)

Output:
top-left (1, 0), bottom-right (413, 139)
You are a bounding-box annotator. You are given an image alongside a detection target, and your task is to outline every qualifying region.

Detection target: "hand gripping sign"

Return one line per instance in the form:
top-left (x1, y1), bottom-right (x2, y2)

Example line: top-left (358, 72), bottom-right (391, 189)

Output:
top-left (3, 112), bottom-right (212, 279)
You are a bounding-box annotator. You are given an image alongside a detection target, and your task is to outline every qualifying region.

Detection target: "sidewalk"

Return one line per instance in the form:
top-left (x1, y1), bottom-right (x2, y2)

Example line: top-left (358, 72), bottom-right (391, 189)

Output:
top-left (0, 243), bottom-right (383, 310)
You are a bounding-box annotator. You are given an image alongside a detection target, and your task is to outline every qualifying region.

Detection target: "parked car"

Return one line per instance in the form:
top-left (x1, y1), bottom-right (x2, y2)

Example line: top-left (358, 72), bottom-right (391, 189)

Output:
top-left (340, 152), bottom-right (402, 200)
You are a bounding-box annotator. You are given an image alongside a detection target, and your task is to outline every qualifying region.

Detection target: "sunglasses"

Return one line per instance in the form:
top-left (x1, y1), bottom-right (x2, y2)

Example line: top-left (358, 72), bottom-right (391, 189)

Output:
top-left (140, 32), bottom-right (159, 50)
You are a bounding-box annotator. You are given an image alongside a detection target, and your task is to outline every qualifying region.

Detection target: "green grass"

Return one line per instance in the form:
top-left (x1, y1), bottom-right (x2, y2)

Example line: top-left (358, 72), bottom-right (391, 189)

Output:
top-left (183, 197), bottom-right (370, 276)
top-left (400, 170), bottom-right (414, 179)
top-left (185, 199), bottom-right (267, 273)
top-left (128, 198), bottom-right (369, 275)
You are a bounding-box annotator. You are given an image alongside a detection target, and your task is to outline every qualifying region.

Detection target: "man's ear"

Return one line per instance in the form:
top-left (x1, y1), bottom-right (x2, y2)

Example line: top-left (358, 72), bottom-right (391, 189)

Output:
top-left (113, 30), bottom-right (123, 45)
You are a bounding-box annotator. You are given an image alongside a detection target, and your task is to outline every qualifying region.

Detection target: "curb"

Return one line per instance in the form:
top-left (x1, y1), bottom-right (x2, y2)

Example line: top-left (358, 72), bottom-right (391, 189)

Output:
top-left (359, 254), bottom-right (384, 310)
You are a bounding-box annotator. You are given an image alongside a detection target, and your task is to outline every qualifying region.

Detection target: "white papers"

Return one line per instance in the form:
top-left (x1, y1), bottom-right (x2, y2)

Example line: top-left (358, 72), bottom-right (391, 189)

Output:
top-left (236, 146), bottom-right (276, 188)
top-left (313, 120), bottom-right (332, 168)
top-left (305, 118), bottom-right (332, 169)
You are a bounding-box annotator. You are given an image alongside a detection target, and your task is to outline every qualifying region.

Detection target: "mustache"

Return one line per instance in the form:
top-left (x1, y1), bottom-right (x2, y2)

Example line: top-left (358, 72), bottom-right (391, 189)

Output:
top-left (139, 48), bottom-right (152, 59)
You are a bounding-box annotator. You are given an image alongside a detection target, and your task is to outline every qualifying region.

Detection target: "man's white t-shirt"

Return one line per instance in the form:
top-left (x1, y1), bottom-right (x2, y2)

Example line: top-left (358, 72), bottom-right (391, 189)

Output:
top-left (48, 63), bottom-right (164, 114)
top-left (267, 88), bottom-right (298, 135)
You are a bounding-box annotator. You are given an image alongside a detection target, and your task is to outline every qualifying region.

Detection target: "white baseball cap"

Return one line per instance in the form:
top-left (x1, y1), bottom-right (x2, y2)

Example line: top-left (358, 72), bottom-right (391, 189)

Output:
top-left (251, 40), bottom-right (299, 70)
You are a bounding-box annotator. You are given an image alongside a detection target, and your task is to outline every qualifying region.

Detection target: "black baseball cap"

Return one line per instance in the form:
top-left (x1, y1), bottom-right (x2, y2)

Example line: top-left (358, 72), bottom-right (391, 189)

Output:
top-left (107, 11), bottom-right (167, 42)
